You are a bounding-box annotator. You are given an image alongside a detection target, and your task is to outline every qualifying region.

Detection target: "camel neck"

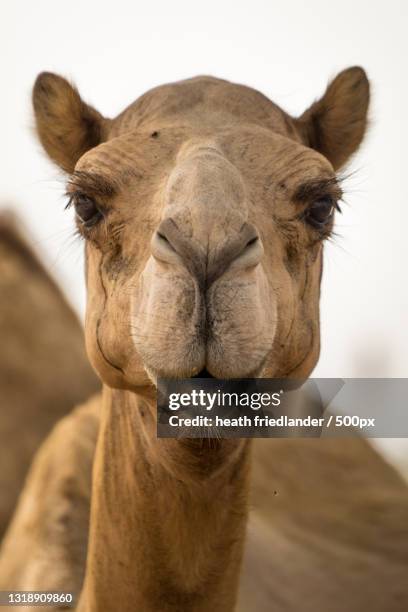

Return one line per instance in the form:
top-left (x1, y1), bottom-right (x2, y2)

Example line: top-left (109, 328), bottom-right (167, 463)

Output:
top-left (79, 385), bottom-right (251, 612)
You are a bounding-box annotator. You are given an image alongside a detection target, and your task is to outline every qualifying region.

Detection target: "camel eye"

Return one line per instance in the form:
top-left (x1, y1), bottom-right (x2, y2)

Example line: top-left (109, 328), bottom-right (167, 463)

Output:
top-left (305, 198), bottom-right (336, 229)
top-left (73, 194), bottom-right (102, 227)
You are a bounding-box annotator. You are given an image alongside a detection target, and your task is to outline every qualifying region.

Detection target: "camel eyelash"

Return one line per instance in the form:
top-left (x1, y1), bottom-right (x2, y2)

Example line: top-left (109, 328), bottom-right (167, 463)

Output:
top-left (290, 176), bottom-right (344, 237)
top-left (66, 170), bottom-right (117, 199)
top-left (64, 192), bottom-right (77, 211)
top-left (294, 176), bottom-right (344, 203)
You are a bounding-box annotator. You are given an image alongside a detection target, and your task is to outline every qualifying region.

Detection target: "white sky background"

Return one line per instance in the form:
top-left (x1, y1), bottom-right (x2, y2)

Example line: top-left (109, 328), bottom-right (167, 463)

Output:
top-left (1, 0), bottom-right (407, 384)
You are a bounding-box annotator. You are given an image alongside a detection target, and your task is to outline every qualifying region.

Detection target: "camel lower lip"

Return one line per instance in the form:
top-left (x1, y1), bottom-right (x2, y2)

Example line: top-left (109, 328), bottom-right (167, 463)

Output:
top-left (191, 368), bottom-right (215, 379)
top-left (190, 365), bottom-right (264, 379)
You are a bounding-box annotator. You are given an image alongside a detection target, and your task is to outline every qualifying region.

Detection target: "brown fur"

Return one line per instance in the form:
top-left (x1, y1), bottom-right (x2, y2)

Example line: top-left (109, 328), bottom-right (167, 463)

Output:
top-left (2, 400), bottom-right (408, 611)
top-left (0, 211), bottom-right (99, 539)
top-left (296, 67), bottom-right (370, 169)
top-left (33, 73), bottom-right (108, 173)
top-left (1, 69), bottom-right (407, 612)
top-left (0, 396), bottom-right (99, 594)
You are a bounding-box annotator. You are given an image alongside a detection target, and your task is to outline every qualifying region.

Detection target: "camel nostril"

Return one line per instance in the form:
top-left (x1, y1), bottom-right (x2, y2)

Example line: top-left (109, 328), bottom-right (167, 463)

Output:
top-left (151, 226), bottom-right (181, 264)
top-left (245, 236), bottom-right (259, 249)
top-left (152, 218), bottom-right (262, 282)
top-left (157, 231), bottom-right (170, 244)
top-left (223, 227), bottom-right (263, 275)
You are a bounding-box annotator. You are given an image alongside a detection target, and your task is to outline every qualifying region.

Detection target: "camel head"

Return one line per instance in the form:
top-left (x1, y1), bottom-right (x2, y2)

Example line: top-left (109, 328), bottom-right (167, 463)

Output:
top-left (32, 69), bottom-right (369, 388)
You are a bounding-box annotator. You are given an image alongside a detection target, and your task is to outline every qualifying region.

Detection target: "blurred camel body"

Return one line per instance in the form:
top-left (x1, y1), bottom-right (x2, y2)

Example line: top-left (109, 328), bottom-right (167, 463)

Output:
top-left (0, 212), bottom-right (99, 538)
top-left (1, 68), bottom-right (408, 612)
top-left (1, 397), bottom-right (408, 611)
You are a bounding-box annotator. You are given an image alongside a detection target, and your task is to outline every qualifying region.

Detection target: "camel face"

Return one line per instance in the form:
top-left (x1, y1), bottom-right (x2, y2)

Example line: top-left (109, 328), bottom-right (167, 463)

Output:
top-left (75, 127), bottom-right (332, 385)
top-left (33, 70), bottom-right (369, 388)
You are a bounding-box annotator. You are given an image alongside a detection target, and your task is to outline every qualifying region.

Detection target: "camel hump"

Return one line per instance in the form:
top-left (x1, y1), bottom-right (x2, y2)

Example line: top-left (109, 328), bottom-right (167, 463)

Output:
top-left (0, 208), bottom-right (100, 540)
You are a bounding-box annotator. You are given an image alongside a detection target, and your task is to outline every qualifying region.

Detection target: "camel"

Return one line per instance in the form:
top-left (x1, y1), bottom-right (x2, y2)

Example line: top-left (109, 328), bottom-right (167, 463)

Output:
top-left (1, 68), bottom-right (408, 611)
top-left (0, 211), bottom-right (99, 539)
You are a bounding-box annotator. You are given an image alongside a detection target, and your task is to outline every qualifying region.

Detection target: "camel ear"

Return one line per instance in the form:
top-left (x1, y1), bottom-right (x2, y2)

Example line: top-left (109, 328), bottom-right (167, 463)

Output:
top-left (33, 72), bottom-right (106, 173)
top-left (296, 66), bottom-right (370, 170)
